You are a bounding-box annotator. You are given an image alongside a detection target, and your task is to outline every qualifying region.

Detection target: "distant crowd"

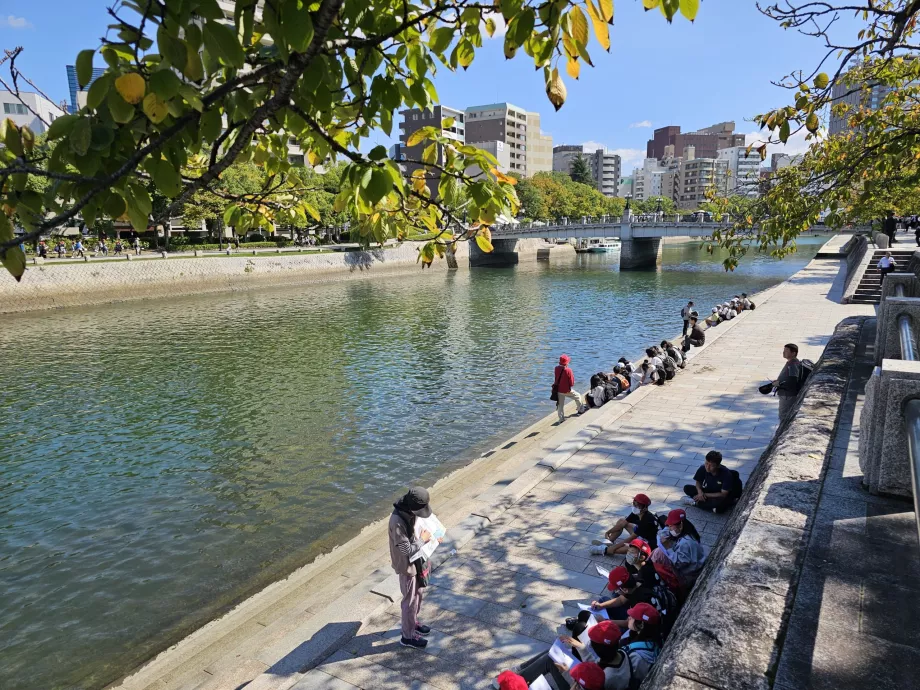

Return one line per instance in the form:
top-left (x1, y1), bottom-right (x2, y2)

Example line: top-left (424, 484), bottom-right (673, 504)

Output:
top-left (35, 237), bottom-right (143, 259)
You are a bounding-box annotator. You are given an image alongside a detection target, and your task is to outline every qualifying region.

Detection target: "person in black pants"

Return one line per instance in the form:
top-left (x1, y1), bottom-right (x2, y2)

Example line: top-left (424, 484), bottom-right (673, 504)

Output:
top-left (682, 450), bottom-right (738, 513)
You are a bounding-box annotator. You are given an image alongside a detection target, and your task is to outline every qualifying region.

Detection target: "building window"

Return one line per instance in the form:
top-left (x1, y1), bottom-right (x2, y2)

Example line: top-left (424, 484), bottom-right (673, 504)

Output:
top-left (413, 114), bottom-right (418, 121)
top-left (3, 102), bottom-right (28, 115)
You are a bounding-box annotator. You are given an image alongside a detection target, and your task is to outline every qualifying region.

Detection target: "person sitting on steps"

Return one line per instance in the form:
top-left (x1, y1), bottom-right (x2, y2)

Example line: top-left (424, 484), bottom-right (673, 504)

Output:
top-left (590, 493), bottom-right (658, 556)
top-left (682, 450), bottom-right (741, 514)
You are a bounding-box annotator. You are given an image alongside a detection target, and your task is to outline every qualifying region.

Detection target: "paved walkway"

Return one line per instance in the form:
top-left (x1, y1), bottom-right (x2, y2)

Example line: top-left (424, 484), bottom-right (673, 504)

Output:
top-left (773, 318), bottom-right (920, 689)
top-left (300, 259), bottom-right (875, 689)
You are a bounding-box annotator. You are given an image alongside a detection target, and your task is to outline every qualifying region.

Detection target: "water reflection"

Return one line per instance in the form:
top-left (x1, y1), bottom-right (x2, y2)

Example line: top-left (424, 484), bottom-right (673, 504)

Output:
top-left (0, 238), bottom-right (825, 689)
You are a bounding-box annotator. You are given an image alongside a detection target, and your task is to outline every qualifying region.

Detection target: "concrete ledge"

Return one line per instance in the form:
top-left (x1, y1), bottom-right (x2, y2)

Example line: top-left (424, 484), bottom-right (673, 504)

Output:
top-left (643, 315), bottom-right (868, 690)
top-left (841, 234), bottom-right (871, 303)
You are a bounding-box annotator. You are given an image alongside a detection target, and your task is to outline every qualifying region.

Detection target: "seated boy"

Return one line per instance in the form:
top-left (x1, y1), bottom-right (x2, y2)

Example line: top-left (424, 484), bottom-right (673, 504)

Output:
top-left (590, 493), bottom-right (657, 556)
top-left (682, 450), bottom-right (739, 513)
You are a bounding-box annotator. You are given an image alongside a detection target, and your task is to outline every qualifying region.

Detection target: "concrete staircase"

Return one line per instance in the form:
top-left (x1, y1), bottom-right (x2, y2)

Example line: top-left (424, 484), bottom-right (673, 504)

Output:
top-left (850, 248), bottom-right (916, 304)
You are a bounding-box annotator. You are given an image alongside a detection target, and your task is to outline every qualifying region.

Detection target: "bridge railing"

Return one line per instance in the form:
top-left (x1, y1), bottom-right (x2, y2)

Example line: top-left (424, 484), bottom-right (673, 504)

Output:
top-left (490, 214), bottom-right (736, 236)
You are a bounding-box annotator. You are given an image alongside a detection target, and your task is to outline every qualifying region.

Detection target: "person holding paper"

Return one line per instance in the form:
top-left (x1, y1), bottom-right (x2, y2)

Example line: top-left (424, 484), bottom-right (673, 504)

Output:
top-left (590, 493), bottom-right (658, 557)
top-left (388, 487), bottom-right (440, 650)
top-left (560, 619), bottom-right (622, 665)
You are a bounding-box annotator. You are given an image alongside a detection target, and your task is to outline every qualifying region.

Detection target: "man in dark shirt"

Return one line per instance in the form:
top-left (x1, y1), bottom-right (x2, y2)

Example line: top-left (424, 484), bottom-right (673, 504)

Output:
top-left (590, 493), bottom-right (658, 556)
top-left (883, 210), bottom-right (897, 244)
top-left (684, 316), bottom-right (705, 352)
top-left (773, 343), bottom-right (803, 420)
top-left (682, 450), bottom-right (736, 513)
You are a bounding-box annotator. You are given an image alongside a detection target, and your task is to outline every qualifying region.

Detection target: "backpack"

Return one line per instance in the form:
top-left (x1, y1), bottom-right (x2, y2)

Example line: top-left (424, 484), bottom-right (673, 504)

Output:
top-left (728, 468), bottom-right (743, 502)
top-left (798, 359), bottom-right (814, 389)
top-left (650, 581), bottom-right (679, 640)
top-left (662, 357), bottom-right (677, 380)
top-left (750, 301), bottom-right (756, 310)
top-left (652, 561), bottom-right (682, 598)
top-left (614, 373), bottom-right (631, 392)
top-left (666, 347), bottom-right (686, 369)
top-left (604, 379), bottom-right (622, 399)
top-left (654, 366), bottom-right (666, 385)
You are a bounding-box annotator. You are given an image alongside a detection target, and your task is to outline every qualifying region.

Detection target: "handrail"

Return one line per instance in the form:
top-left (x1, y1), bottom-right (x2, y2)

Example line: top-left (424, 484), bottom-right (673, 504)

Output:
top-left (891, 283), bottom-right (920, 539)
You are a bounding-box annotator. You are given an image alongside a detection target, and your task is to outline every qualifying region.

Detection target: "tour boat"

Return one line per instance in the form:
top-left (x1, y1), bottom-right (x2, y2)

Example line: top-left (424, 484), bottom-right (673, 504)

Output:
top-left (586, 240), bottom-right (619, 253)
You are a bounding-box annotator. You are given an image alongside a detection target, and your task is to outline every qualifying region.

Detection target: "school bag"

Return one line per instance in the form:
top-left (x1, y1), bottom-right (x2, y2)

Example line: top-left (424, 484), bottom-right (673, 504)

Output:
top-left (662, 357), bottom-right (677, 380)
top-left (654, 366), bottom-right (666, 385)
top-left (666, 346), bottom-right (686, 369)
top-left (797, 359), bottom-right (815, 389)
top-left (649, 581), bottom-right (679, 640)
top-left (604, 379), bottom-right (622, 399)
top-left (728, 469), bottom-right (743, 502)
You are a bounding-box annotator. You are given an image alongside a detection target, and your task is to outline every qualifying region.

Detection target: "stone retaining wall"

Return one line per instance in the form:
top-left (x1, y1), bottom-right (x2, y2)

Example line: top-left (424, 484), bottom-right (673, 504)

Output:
top-left (643, 315), bottom-right (868, 690)
top-left (841, 234), bottom-right (870, 303)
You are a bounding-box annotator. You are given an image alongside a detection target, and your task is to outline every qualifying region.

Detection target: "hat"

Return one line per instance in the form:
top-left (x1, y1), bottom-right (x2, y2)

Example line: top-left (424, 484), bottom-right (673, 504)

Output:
top-left (608, 566), bottom-right (635, 591)
top-left (618, 357), bottom-right (628, 364)
top-left (627, 602), bottom-right (660, 625)
top-left (742, 292), bottom-right (748, 297)
top-left (613, 363), bottom-right (623, 372)
top-left (403, 487), bottom-right (432, 518)
top-left (495, 671), bottom-right (528, 690)
top-left (629, 537), bottom-right (652, 557)
top-left (632, 493), bottom-right (651, 507)
top-left (587, 620), bottom-right (623, 647)
top-left (665, 508), bottom-right (685, 526)
top-left (711, 307), bottom-right (718, 313)
top-left (569, 662), bottom-right (606, 690)
top-left (559, 354), bottom-right (571, 365)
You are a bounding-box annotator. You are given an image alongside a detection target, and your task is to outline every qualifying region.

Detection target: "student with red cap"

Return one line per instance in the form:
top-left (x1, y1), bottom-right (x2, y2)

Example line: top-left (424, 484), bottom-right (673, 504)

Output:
top-left (584, 564), bottom-right (658, 628)
top-left (620, 603), bottom-right (662, 683)
top-left (493, 670), bottom-right (528, 690)
top-left (658, 508), bottom-right (706, 588)
top-left (553, 354), bottom-right (586, 422)
top-left (559, 619), bottom-right (623, 665)
top-left (590, 493), bottom-right (658, 556)
top-left (569, 662), bottom-right (606, 690)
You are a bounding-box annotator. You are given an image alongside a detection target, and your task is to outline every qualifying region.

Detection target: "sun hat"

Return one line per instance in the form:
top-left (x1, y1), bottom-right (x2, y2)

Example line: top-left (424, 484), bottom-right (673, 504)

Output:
top-left (627, 602), bottom-right (660, 625)
top-left (665, 508), bottom-right (686, 526)
top-left (559, 354), bottom-right (571, 365)
top-left (569, 662), bottom-right (605, 690)
top-left (403, 487), bottom-right (432, 518)
top-left (588, 620), bottom-right (623, 647)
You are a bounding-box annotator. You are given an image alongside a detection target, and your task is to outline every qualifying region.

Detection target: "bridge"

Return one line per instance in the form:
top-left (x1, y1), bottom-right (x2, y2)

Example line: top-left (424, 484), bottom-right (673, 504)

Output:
top-left (488, 215), bottom-right (733, 269)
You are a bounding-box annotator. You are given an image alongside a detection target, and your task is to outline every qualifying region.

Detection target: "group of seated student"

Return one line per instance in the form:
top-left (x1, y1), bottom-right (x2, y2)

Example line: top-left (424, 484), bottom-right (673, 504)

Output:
top-left (587, 341), bottom-right (687, 407)
top-left (494, 451), bottom-right (743, 690)
top-left (704, 293), bottom-right (753, 327)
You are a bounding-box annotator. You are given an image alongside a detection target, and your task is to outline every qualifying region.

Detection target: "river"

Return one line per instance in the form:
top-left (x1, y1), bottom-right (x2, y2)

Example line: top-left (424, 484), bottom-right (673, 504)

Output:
top-left (0, 236), bottom-right (826, 689)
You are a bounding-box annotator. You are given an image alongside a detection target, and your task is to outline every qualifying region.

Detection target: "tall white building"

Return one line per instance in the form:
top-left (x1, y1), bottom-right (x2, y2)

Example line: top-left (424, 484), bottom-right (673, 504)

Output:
top-left (553, 144), bottom-right (620, 196)
top-left (632, 158), bottom-right (667, 201)
top-left (0, 91), bottom-right (65, 134)
top-left (717, 146), bottom-right (761, 198)
top-left (465, 102), bottom-right (552, 177)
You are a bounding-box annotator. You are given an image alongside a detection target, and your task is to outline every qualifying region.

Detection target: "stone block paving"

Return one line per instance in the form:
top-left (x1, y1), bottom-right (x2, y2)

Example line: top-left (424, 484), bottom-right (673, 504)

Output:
top-left (310, 259), bottom-right (875, 689)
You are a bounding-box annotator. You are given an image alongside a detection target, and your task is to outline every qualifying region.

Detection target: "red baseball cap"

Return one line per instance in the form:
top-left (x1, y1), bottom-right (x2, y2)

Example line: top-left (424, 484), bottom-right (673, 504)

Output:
top-left (627, 602), bottom-right (660, 625)
top-left (569, 662), bottom-right (606, 690)
top-left (665, 508), bottom-right (686, 526)
top-left (495, 670), bottom-right (528, 690)
top-left (607, 565), bottom-right (635, 591)
top-left (632, 493), bottom-right (651, 506)
top-left (629, 537), bottom-right (652, 557)
top-left (587, 620), bottom-right (623, 647)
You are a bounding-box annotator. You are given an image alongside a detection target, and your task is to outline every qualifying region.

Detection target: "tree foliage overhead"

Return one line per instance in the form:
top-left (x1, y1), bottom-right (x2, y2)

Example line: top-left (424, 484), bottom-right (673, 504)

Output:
top-left (0, 0), bottom-right (698, 281)
top-left (752, 1), bottom-right (920, 241)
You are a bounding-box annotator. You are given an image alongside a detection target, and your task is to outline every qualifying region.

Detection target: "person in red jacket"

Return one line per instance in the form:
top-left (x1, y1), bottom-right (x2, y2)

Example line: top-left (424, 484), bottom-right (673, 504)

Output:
top-left (554, 354), bottom-right (586, 423)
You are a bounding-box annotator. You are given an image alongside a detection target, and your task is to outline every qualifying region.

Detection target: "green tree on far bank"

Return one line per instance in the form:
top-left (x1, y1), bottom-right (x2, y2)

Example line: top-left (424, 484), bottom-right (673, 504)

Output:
top-left (569, 154), bottom-right (594, 186)
top-left (517, 172), bottom-right (624, 221)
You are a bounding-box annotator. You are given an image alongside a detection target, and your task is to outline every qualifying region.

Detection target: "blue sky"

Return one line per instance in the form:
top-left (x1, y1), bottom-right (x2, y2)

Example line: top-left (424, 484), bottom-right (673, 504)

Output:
top-left (0, 0), bottom-right (842, 172)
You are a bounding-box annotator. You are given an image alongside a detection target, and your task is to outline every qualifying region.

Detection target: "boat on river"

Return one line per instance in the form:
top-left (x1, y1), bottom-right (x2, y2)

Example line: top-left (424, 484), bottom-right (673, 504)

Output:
top-left (584, 239), bottom-right (619, 253)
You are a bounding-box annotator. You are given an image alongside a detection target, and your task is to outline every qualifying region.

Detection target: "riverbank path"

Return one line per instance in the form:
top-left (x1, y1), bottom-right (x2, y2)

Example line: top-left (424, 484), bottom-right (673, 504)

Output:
top-left (292, 257), bottom-right (874, 689)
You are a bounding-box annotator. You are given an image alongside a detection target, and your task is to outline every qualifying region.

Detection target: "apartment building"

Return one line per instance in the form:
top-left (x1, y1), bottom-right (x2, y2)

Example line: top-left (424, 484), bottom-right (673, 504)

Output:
top-left (553, 145), bottom-right (621, 196)
top-left (676, 146), bottom-right (729, 208)
top-left (717, 146), bottom-right (761, 198)
top-left (396, 105), bottom-right (466, 193)
top-left (465, 102), bottom-right (552, 177)
top-left (828, 76), bottom-right (893, 136)
top-left (647, 121), bottom-right (745, 160)
top-left (65, 65), bottom-right (106, 113)
top-left (526, 111), bottom-right (553, 175)
top-left (0, 91), bottom-right (65, 134)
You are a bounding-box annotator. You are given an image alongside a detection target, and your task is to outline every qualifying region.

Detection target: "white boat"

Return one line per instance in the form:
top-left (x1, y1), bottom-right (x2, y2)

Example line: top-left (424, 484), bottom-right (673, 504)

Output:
top-left (586, 240), bottom-right (619, 253)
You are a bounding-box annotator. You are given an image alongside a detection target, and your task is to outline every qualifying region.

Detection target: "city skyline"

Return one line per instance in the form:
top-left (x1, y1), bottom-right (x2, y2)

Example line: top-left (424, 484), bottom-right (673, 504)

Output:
top-left (0, 0), bottom-right (834, 171)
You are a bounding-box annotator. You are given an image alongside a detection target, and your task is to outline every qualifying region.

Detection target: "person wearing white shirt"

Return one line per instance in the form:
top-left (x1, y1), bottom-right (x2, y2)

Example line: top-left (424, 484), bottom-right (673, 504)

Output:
top-left (878, 252), bottom-right (897, 282)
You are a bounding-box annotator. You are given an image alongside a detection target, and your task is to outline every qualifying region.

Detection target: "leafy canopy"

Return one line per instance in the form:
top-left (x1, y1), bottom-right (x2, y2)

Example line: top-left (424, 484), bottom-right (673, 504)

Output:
top-left (0, 0), bottom-right (696, 280)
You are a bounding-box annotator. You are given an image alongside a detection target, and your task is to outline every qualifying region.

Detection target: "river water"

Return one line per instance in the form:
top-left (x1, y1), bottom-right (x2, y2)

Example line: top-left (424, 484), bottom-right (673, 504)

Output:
top-left (0, 237), bottom-right (826, 689)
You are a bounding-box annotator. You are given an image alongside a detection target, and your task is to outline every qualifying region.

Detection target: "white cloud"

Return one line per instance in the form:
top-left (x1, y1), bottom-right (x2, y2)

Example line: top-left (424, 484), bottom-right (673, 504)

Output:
top-left (609, 147), bottom-right (647, 171)
top-left (0, 15), bottom-right (32, 29)
top-left (481, 12), bottom-right (507, 38)
top-left (580, 140), bottom-right (607, 153)
top-left (744, 127), bottom-right (821, 161)
top-left (629, 120), bottom-right (653, 129)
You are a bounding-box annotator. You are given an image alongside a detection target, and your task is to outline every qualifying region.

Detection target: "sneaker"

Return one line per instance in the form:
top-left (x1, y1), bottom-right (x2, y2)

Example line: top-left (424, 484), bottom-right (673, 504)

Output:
top-left (681, 496), bottom-right (696, 507)
top-left (591, 538), bottom-right (613, 546)
top-left (589, 544), bottom-right (608, 556)
top-left (415, 623), bottom-right (431, 635)
top-left (400, 636), bottom-right (428, 649)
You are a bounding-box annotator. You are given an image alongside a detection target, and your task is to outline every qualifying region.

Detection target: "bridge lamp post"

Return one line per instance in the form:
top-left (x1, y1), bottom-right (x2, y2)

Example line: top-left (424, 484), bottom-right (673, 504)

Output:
top-left (624, 194), bottom-right (632, 221)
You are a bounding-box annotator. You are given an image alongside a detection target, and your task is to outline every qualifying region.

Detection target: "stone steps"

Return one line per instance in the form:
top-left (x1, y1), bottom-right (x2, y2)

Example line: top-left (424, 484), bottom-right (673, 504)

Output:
top-left (850, 249), bottom-right (917, 304)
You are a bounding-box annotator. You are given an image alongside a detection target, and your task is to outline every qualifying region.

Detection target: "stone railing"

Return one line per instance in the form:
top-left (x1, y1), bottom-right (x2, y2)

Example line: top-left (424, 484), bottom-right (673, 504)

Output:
top-left (841, 233), bottom-right (870, 303)
top-left (643, 316), bottom-right (867, 690)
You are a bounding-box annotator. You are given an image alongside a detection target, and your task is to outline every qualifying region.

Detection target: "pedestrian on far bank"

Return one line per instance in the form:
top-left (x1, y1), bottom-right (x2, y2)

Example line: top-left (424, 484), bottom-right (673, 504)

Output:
top-left (388, 487), bottom-right (439, 650)
top-left (883, 210), bottom-right (897, 245)
top-left (773, 343), bottom-right (803, 420)
top-left (133, 236), bottom-right (142, 255)
top-left (878, 251), bottom-right (897, 283)
top-left (681, 300), bottom-right (694, 336)
top-left (554, 354), bottom-right (586, 422)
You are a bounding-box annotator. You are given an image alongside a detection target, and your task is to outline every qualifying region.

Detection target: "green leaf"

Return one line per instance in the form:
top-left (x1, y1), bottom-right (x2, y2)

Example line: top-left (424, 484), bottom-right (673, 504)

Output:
top-left (89, 124), bottom-right (115, 151)
top-left (184, 43), bottom-right (205, 81)
top-left (200, 108), bottom-right (221, 142)
top-left (107, 89), bottom-right (136, 124)
top-left (284, 1), bottom-right (315, 53)
top-left (103, 192), bottom-right (126, 219)
top-left (45, 114), bottom-right (79, 140)
top-left (75, 49), bottom-right (95, 88)
top-left (158, 26), bottom-right (188, 70)
top-left (805, 112), bottom-right (820, 133)
top-left (429, 26), bottom-right (454, 53)
top-left (406, 126), bottom-right (438, 147)
top-left (814, 72), bottom-right (829, 90)
top-left (679, 0), bottom-right (699, 21)
top-left (779, 120), bottom-right (790, 143)
top-left (223, 204), bottom-right (240, 226)
top-left (365, 168), bottom-right (392, 204)
top-left (69, 118), bottom-right (92, 156)
top-left (456, 38), bottom-right (475, 70)
top-left (124, 185), bottom-right (152, 231)
top-left (203, 20), bottom-right (245, 69)
top-left (303, 201), bottom-right (321, 222)
top-left (151, 158), bottom-right (181, 197)
top-left (149, 70), bottom-right (182, 100)
top-left (369, 145), bottom-right (388, 161)
top-left (86, 73), bottom-right (112, 111)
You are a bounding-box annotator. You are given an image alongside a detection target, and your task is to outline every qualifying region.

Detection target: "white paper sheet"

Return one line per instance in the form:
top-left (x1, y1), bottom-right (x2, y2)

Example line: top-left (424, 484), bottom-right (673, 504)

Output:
top-left (548, 639), bottom-right (578, 671)
top-left (577, 614), bottom-right (598, 647)
top-left (594, 564), bottom-right (611, 578)
top-left (410, 514), bottom-right (446, 562)
top-left (528, 675), bottom-right (552, 690)
top-left (577, 603), bottom-right (609, 620)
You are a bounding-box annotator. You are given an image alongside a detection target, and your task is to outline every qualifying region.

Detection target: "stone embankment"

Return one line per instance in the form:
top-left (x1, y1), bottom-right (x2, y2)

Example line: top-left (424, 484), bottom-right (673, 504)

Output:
top-left (0, 238), bottom-right (569, 314)
top-left (110, 238), bottom-right (886, 690)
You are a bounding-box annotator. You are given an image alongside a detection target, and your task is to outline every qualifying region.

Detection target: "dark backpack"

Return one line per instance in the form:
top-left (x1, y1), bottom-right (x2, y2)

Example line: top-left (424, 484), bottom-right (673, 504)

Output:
top-left (654, 366), bottom-right (666, 385)
top-left (728, 469), bottom-right (743, 502)
top-left (666, 347), bottom-right (686, 368)
top-left (662, 357), bottom-right (677, 380)
top-left (650, 581), bottom-right (679, 640)
top-left (604, 379), bottom-right (622, 399)
top-left (749, 301), bottom-right (756, 310)
top-left (798, 359), bottom-right (814, 389)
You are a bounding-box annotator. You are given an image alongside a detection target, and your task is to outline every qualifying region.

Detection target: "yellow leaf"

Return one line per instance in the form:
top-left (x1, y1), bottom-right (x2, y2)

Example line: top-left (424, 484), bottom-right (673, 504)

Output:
top-left (599, 0), bottom-right (614, 23)
top-left (562, 36), bottom-right (579, 60)
top-left (679, 0), bottom-right (699, 21)
top-left (590, 12), bottom-right (610, 50)
top-left (546, 67), bottom-right (566, 111)
top-left (568, 7), bottom-right (589, 46)
top-left (307, 150), bottom-right (321, 167)
top-left (303, 202), bottom-right (320, 222)
top-left (406, 126), bottom-right (435, 147)
top-left (586, 0), bottom-right (601, 23)
top-left (642, 0), bottom-right (660, 8)
top-left (805, 112), bottom-right (819, 133)
top-left (814, 72), bottom-right (829, 90)
top-left (491, 168), bottom-right (517, 185)
top-left (485, 17), bottom-right (496, 37)
top-left (566, 56), bottom-right (581, 80)
top-left (475, 235), bottom-right (494, 253)
top-left (480, 207), bottom-right (496, 225)
top-left (115, 73), bottom-right (146, 105)
top-left (142, 93), bottom-right (169, 123)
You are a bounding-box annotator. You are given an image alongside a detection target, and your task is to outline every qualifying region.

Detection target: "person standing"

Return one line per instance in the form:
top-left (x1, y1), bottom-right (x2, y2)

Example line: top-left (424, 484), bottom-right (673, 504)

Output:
top-left (554, 354), bottom-right (585, 423)
top-left (133, 236), bottom-right (142, 255)
top-left (883, 210), bottom-right (897, 245)
top-left (773, 343), bottom-right (803, 420)
top-left (681, 300), bottom-right (694, 336)
top-left (878, 251), bottom-right (897, 283)
top-left (388, 487), bottom-right (438, 649)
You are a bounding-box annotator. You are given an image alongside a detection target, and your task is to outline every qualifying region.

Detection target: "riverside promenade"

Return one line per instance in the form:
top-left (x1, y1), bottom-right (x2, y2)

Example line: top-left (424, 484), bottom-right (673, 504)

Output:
top-left (114, 253), bottom-right (877, 690)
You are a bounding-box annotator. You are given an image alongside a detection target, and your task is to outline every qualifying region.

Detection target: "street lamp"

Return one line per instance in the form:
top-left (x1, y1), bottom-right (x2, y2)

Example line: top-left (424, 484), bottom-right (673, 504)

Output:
top-left (625, 194), bottom-right (632, 214)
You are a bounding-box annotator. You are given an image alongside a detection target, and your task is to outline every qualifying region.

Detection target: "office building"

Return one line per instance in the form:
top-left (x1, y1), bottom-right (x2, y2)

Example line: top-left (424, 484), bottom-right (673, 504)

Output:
top-left (676, 146), bottom-right (729, 208)
top-left (66, 64), bottom-right (106, 113)
top-left (618, 175), bottom-right (633, 199)
top-left (553, 145), bottom-right (621, 197)
top-left (397, 105), bottom-right (466, 193)
top-left (0, 91), bottom-right (65, 134)
top-left (632, 155), bottom-right (678, 202)
top-left (770, 153), bottom-right (803, 171)
top-left (828, 76), bottom-right (892, 136)
top-left (717, 146), bottom-right (761, 198)
top-left (647, 121), bottom-right (745, 160)
top-left (526, 111), bottom-right (553, 175)
top-left (465, 102), bottom-right (552, 177)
